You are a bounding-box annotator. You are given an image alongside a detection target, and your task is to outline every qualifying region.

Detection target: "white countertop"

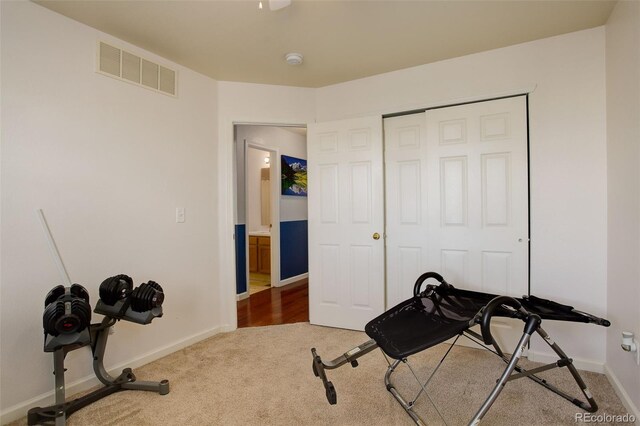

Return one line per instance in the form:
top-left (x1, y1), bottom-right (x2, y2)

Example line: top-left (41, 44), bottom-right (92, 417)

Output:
top-left (249, 231), bottom-right (271, 237)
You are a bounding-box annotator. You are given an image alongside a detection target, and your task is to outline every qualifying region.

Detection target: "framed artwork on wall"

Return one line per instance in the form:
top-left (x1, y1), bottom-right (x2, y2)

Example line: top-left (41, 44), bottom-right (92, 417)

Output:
top-left (281, 155), bottom-right (307, 196)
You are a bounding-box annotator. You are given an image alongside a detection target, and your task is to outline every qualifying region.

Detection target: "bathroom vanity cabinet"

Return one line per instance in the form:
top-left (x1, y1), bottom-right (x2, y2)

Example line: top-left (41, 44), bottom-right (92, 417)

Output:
top-left (249, 235), bottom-right (270, 274)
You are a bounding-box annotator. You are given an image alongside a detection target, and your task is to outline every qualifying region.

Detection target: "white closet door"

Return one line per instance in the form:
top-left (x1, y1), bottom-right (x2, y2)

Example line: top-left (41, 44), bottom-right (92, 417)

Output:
top-left (384, 113), bottom-right (429, 307)
top-left (425, 97), bottom-right (528, 295)
top-left (307, 116), bottom-right (385, 330)
top-left (426, 96), bottom-right (529, 349)
top-left (385, 96), bottom-right (529, 350)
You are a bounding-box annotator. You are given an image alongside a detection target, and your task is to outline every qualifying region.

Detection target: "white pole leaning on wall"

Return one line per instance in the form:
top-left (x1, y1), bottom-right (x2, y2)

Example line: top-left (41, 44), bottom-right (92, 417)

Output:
top-left (36, 208), bottom-right (72, 286)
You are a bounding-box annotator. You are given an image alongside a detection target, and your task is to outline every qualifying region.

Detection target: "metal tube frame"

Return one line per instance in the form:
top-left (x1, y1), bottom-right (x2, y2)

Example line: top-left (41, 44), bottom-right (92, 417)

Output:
top-left (313, 320), bottom-right (599, 425)
top-left (311, 339), bottom-right (379, 404)
top-left (380, 323), bottom-right (598, 425)
top-left (27, 317), bottom-right (169, 426)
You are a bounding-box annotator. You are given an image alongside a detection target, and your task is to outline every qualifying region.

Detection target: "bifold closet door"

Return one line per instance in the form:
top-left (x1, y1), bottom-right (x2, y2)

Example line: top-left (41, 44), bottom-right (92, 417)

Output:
top-left (307, 116), bottom-right (385, 331)
top-left (384, 113), bottom-right (429, 307)
top-left (385, 96), bottom-right (529, 349)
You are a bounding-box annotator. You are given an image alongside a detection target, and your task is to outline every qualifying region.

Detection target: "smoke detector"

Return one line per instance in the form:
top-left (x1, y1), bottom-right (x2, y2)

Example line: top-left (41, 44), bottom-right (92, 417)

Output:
top-left (270, 0), bottom-right (291, 11)
top-left (285, 52), bottom-right (303, 66)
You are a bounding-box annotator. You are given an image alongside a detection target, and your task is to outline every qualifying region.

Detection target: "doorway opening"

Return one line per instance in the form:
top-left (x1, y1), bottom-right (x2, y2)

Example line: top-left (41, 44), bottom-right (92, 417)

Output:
top-left (246, 145), bottom-right (274, 295)
top-left (233, 124), bottom-right (309, 328)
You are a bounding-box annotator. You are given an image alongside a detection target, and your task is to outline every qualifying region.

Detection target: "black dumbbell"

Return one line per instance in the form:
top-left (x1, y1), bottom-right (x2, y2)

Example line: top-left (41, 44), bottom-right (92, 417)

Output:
top-left (98, 274), bottom-right (133, 305)
top-left (130, 281), bottom-right (164, 313)
top-left (42, 284), bottom-right (91, 336)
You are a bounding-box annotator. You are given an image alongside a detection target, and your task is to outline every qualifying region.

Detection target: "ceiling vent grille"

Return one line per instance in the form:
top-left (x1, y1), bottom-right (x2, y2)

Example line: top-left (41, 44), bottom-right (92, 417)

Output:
top-left (97, 41), bottom-right (177, 97)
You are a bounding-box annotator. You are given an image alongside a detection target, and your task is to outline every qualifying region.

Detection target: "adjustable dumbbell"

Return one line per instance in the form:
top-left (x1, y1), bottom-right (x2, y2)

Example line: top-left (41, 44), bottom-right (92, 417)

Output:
top-left (98, 274), bottom-right (133, 305)
top-left (130, 281), bottom-right (164, 313)
top-left (42, 284), bottom-right (92, 336)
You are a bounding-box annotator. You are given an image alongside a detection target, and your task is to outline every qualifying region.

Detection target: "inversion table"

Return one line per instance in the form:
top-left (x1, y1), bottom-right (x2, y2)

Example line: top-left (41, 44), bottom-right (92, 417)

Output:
top-left (310, 272), bottom-right (610, 425)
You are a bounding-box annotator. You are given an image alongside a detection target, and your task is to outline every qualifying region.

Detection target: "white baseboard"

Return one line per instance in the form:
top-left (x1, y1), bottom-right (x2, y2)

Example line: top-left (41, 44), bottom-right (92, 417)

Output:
top-left (527, 350), bottom-right (604, 373)
top-left (278, 272), bottom-right (308, 287)
top-left (0, 325), bottom-right (229, 424)
top-left (236, 291), bottom-right (249, 301)
top-left (604, 364), bottom-right (640, 424)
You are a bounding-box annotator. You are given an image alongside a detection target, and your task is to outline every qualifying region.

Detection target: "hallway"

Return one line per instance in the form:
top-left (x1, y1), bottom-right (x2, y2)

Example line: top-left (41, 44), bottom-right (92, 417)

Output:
top-left (237, 279), bottom-right (308, 328)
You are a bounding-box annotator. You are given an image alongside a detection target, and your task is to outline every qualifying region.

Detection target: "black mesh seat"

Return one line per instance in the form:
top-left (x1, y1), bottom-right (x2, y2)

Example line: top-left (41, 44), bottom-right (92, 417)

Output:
top-left (520, 295), bottom-right (593, 323)
top-left (365, 294), bottom-right (477, 359)
top-left (365, 283), bottom-right (605, 360)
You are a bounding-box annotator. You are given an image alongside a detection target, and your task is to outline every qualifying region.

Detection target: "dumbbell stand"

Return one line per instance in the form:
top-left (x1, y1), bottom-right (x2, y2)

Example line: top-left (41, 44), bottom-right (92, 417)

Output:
top-left (27, 317), bottom-right (169, 426)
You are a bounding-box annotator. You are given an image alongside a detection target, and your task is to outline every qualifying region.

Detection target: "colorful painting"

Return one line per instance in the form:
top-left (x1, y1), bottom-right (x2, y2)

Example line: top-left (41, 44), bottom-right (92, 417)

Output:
top-left (281, 155), bottom-right (307, 196)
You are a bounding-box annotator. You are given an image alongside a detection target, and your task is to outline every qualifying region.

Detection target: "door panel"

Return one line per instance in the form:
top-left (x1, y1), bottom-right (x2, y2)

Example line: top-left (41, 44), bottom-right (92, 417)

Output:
top-left (384, 114), bottom-right (429, 306)
top-left (482, 153), bottom-right (510, 226)
top-left (425, 97), bottom-right (528, 296)
top-left (428, 96), bottom-right (529, 350)
top-left (441, 156), bottom-right (468, 226)
top-left (385, 96), bottom-right (529, 350)
top-left (308, 116), bottom-right (385, 330)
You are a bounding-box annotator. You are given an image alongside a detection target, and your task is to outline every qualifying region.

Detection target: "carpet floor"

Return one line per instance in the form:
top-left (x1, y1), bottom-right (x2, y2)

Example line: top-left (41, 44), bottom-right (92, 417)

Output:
top-left (14, 323), bottom-right (629, 425)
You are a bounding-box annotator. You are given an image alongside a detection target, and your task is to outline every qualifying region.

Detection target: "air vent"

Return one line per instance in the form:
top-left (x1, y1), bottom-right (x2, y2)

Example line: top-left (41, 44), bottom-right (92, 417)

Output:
top-left (99, 42), bottom-right (120, 77)
top-left (97, 41), bottom-right (177, 96)
top-left (159, 66), bottom-right (176, 95)
top-left (122, 51), bottom-right (141, 83)
top-left (141, 59), bottom-right (159, 89)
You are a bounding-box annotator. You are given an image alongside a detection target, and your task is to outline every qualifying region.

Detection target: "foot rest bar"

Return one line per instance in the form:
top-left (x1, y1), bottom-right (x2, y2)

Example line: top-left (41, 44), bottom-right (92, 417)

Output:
top-left (311, 339), bottom-right (378, 405)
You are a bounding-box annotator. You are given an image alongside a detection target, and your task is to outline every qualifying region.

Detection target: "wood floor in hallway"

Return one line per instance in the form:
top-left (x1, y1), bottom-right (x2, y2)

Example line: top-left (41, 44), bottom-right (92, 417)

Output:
top-left (237, 279), bottom-right (309, 328)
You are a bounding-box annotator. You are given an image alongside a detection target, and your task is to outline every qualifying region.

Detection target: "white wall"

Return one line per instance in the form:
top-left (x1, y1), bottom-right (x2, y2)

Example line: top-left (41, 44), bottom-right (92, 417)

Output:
top-left (236, 125), bottom-right (308, 225)
top-left (216, 82), bottom-right (315, 327)
top-left (0, 2), bottom-right (220, 421)
top-left (316, 28), bottom-right (608, 368)
top-left (2, 1), bottom-right (630, 419)
top-left (606, 0), bottom-right (640, 416)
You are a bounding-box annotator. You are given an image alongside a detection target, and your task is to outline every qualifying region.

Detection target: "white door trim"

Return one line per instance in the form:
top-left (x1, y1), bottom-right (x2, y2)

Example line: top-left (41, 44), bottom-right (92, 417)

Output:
top-left (220, 119), bottom-right (308, 330)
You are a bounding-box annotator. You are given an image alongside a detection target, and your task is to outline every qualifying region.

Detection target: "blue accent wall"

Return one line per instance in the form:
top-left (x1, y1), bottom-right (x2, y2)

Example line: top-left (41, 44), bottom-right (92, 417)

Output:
top-left (280, 220), bottom-right (308, 280)
top-left (235, 224), bottom-right (247, 294)
top-left (236, 221), bottom-right (308, 294)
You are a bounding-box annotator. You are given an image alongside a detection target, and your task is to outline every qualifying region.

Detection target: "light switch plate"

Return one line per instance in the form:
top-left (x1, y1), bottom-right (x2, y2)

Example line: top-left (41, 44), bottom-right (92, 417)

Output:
top-left (176, 207), bottom-right (185, 223)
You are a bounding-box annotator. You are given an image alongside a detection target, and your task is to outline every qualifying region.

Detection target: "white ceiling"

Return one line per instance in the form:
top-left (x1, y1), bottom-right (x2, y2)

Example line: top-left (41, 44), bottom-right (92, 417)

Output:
top-left (35, 0), bottom-right (616, 88)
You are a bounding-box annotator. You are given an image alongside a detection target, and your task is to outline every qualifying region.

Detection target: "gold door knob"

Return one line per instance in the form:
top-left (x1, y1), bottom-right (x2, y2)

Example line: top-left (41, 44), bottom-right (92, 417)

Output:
top-left (372, 232), bottom-right (380, 240)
